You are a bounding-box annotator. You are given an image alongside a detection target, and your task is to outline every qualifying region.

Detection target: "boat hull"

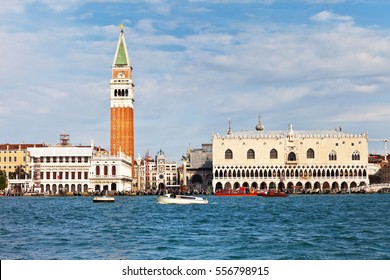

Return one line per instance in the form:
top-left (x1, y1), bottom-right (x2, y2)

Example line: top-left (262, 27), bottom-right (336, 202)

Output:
top-left (93, 196), bottom-right (115, 203)
top-left (157, 195), bottom-right (208, 205)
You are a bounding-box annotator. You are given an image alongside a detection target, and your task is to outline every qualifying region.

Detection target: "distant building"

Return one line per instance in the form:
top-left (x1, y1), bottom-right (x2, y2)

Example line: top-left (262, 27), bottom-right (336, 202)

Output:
top-left (368, 154), bottom-right (390, 184)
top-left (10, 133), bottom-right (134, 195)
top-left (0, 143), bottom-right (47, 176)
top-left (134, 150), bottom-right (178, 193)
top-left (28, 144), bottom-right (94, 194)
top-left (212, 118), bottom-right (369, 193)
top-left (182, 144), bottom-right (213, 192)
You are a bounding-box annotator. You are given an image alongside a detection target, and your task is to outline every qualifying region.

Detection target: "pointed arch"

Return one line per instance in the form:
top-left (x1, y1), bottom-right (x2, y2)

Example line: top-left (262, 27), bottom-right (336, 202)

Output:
top-left (247, 149), bottom-right (255, 159)
top-left (307, 148), bottom-right (315, 159)
top-left (225, 149), bottom-right (233, 159)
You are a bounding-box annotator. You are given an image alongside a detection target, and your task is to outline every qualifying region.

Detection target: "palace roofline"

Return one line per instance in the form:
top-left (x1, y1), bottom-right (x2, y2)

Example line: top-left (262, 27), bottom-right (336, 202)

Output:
top-left (212, 129), bottom-right (368, 139)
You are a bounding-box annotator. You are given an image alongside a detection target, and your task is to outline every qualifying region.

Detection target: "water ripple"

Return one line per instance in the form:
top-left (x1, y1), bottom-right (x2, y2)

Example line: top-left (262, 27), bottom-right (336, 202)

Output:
top-left (0, 195), bottom-right (389, 259)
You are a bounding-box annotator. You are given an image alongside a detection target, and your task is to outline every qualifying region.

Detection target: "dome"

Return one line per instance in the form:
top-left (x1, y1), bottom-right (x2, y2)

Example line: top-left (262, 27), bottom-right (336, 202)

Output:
top-left (256, 122), bottom-right (264, 131)
top-left (255, 114), bottom-right (264, 131)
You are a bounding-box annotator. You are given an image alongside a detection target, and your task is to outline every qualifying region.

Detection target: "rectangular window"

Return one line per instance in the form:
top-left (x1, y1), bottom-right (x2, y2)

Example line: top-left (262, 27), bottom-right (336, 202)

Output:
top-left (53, 172), bottom-right (57, 180)
top-left (78, 172), bottom-right (81, 179)
top-left (46, 172), bottom-right (50, 179)
top-left (59, 157), bottom-right (63, 163)
top-left (65, 172), bottom-right (69, 180)
top-left (78, 157), bottom-right (82, 163)
top-left (14, 157), bottom-right (17, 161)
top-left (72, 157), bottom-right (76, 163)
top-left (84, 172), bottom-right (88, 179)
top-left (52, 157), bottom-right (57, 163)
top-left (71, 172), bottom-right (75, 179)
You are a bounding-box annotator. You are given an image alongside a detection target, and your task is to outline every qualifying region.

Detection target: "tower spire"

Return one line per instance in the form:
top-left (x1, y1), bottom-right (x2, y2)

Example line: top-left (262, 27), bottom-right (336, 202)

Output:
top-left (113, 24), bottom-right (130, 67)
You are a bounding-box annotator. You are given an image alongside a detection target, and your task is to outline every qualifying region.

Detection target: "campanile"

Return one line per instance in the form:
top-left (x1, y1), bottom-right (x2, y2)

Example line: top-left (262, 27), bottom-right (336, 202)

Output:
top-left (110, 24), bottom-right (134, 165)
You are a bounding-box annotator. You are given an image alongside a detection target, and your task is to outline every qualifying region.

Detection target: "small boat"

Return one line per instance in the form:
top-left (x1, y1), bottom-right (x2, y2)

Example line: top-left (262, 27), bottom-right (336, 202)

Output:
top-left (215, 187), bottom-right (258, 197)
top-left (157, 194), bottom-right (208, 204)
top-left (93, 196), bottom-right (115, 203)
top-left (257, 190), bottom-right (288, 197)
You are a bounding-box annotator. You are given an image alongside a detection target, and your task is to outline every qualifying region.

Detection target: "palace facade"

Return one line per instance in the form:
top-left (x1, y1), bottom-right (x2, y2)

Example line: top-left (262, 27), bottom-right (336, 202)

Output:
top-left (212, 119), bottom-right (369, 193)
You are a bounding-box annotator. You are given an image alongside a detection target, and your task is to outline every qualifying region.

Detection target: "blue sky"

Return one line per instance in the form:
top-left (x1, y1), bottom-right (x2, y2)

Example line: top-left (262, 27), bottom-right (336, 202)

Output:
top-left (1, 0), bottom-right (390, 162)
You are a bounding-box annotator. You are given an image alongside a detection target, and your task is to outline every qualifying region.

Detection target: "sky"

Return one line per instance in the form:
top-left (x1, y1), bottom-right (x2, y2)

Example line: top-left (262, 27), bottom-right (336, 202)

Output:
top-left (1, 0), bottom-right (390, 162)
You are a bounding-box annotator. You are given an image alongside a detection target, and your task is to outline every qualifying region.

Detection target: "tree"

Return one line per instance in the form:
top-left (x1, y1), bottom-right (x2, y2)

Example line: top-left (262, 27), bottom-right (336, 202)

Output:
top-left (0, 170), bottom-right (7, 190)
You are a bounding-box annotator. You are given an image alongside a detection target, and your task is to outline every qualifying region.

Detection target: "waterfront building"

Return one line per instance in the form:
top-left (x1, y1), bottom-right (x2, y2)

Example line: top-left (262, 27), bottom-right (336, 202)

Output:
top-left (110, 24), bottom-right (135, 170)
top-left (0, 143), bottom-right (46, 176)
top-left (28, 143), bottom-right (94, 194)
top-left (1, 143), bottom-right (47, 194)
top-left (182, 144), bottom-right (213, 193)
top-left (134, 150), bottom-right (178, 193)
top-left (90, 153), bottom-right (132, 193)
top-left (212, 118), bottom-right (369, 193)
top-left (24, 134), bottom-right (132, 195)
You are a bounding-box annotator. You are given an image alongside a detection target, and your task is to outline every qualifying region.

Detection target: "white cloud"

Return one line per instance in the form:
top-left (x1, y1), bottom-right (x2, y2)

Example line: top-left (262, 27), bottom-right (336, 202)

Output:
top-left (311, 10), bottom-right (354, 23)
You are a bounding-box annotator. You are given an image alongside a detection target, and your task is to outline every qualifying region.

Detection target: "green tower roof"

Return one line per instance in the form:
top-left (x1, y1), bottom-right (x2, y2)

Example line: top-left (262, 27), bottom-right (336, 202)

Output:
top-left (115, 38), bottom-right (128, 65)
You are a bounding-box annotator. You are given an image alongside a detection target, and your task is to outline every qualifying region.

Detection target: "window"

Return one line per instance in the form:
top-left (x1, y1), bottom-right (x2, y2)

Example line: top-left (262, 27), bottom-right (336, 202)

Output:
top-left (96, 166), bottom-right (100, 176)
top-left (225, 149), bottom-right (233, 159)
top-left (112, 166), bottom-right (116, 176)
top-left (352, 151), bottom-right (360, 161)
top-left (247, 149), bottom-right (255, 159)
top-left (329, 151), bottom-right (337, 161)
top-left (288, 152), bottom-right (296, 161)
top-left (307, 149), bottom-right (315, 159)
top-left (270, 149), bottom-right (278, 159)
top-left (104, 166), bottom-right (108, 176)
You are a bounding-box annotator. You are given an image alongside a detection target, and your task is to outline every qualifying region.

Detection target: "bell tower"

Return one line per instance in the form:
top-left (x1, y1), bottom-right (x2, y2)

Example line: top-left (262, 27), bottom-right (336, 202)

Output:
top-left (110, 24), bottom-right (135, 166)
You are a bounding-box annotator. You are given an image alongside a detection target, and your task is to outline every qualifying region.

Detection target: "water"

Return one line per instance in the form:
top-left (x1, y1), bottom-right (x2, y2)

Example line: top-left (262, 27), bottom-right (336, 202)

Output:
top-left (0, 194), bottom-right (389, 260)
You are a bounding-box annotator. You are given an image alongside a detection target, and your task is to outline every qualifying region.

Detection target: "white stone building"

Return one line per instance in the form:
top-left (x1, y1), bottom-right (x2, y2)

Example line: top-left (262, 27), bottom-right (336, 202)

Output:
top-left (27, 141), bottom-right (132, 194)
top-left (90, 153), bottom-right (132, 193)
top-left (212, 119), bottom-right (369, 193)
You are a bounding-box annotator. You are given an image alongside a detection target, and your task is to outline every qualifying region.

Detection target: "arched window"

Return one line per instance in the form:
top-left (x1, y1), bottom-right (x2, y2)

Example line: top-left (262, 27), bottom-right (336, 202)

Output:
top-left (96, 166), bottom-right (100, 176)
top-left (247, 149), bottom-right (255, 159)
top-left (352, 151), bottom-right (360, 161)
top-left (225, 149), bottom-right (233, 159)
top-left (288, 152), bottom-right (296, 161)
top-left (112, 166), bottom-right (116, 176)
top-left (270, 149), bottom-right (278, 159)
top-left (104, 166), bottom-right (108, 176)
top-left (125, 89), bottom-right (129, 96)
top-left (114, 89), bottom-right (117, 97)
top-left (329, 151), bottom-right (337, 161)
top-left (307, 148), bottom-right (315, 159)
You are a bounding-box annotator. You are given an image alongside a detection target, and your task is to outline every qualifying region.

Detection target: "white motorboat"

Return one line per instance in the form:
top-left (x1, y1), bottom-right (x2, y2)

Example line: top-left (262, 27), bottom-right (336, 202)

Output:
top-left (156, 194), bottom-right (208, 205)
top-left (93, 196), bottom-right (115, 203)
